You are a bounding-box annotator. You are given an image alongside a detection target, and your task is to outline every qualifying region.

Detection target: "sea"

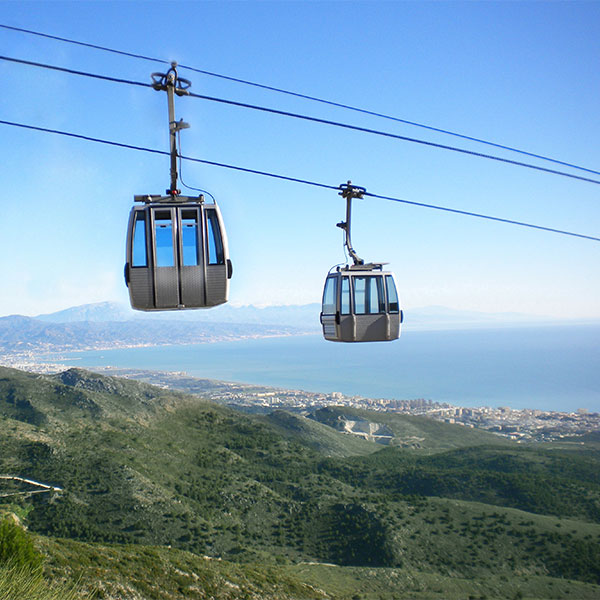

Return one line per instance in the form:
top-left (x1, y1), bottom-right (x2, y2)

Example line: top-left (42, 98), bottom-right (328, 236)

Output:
top-left (43, 323), bottom-right (600, 413)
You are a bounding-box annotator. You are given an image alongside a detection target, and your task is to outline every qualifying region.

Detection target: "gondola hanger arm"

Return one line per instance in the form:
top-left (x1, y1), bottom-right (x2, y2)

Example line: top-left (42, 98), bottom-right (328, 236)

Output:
top-left (150, 62), bottom-right (193, 196)
top-left (337, 181), bottom-right (366, 266)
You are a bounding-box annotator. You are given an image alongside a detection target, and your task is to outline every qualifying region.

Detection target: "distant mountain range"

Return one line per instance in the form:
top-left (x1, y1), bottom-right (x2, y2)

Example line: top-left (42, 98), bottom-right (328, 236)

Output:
top-left (33, 300), bottom-right (584, 330)
top-left (0, 311), bottom-right (309, 353)
top-left (0, 301), bottom-right (592, 354)
top-left (34, 301), bottom-right (321, 329)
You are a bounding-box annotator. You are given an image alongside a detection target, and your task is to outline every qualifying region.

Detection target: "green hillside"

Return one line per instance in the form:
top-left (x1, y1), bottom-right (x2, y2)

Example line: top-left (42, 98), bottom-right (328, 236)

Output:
top-left (1, 366), bottom-right (600, 599)
top-left (34, 535), bottom-right (600, 600)
top-left (309, 406), bottom-right (512, 451)
top-left (259, 410), bottom-right (380, 457)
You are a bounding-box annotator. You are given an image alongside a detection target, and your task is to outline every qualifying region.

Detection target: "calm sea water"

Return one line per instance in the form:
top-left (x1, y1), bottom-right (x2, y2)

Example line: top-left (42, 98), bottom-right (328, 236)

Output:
top-left (46, 325), bottom-right (600, 413)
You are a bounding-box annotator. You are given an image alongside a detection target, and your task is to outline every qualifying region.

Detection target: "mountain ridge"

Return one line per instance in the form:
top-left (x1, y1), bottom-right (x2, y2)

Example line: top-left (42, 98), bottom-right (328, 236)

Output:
top-left (30, 300), bottom-right (590, 330)
top-left (3, 301), bottom-right (586, 356)
top-left (0, 313), bottom-right (307, 353)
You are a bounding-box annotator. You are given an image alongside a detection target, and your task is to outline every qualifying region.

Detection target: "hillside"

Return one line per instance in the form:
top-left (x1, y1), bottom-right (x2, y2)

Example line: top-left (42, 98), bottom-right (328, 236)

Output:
top-left (309, 406), bottom-right (511, 451)
top-left (1, 366), bottom-right (600, 599)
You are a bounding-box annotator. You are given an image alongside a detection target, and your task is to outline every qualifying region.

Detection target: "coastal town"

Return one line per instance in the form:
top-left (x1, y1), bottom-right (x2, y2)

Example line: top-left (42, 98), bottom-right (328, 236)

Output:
top-left (75, 365), bottom-right (600, 444)
top-left (2, 349), bottom-right (598, 444)
top-left (186, 377), bottom-right (599, 442)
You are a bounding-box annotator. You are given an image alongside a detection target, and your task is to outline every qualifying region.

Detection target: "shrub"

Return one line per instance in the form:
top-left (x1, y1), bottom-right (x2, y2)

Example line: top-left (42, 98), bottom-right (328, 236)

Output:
top-left (0, 518), bottom-right (43, 569)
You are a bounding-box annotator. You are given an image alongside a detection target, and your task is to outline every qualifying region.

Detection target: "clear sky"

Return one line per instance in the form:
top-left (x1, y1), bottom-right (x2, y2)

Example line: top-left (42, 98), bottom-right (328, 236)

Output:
top-left (1, 0), bottom-right (599, 318)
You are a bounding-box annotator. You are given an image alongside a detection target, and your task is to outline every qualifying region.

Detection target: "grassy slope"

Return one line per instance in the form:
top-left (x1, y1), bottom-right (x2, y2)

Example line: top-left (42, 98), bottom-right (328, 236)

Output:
top-left (35, 533), bottom-right (600, 600)
top-left (38, 537), bottom-right (324, 600)
top-left (0, 561), bottom-right (91, 600)
top-left (1, 366), bottom-right (600, 598)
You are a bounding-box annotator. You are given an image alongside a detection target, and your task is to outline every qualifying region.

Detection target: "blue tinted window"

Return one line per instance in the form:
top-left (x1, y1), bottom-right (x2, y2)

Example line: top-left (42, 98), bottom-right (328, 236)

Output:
top-left (354, 277), bottom-right (367, 314)
top-left (154, 211), bottom-right (174, 267)
top-left (370, 276), bottom-right (386, 314)
top-left (354, 276), bottom-right (385, 314)
top-left (322, 276), bottom-right (337, 315)
top-left (341, 277), bottom-right (351, 315)
top-left (132, 212), bottom-right (147, 267)
top-left (206, 209), bottom-right (224, 265)
top-left (181, 210), bottom-right (199, 266)
top-left (386, 275), bottom-right (399, 313)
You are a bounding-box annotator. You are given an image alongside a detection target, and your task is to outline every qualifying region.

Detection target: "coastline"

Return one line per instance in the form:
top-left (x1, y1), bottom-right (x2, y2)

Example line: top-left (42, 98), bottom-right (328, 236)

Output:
top-left (0, 330), bottom-right (317, 374)
top-left (2, 324), bottom-right (598, 415)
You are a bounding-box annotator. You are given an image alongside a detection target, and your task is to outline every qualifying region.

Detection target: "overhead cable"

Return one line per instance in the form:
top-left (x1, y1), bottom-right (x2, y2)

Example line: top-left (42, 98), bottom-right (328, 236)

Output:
top-left (2, 54), bottom-right (599, 187)
top-left (186, 90), bottom-right (600, 186)
top-left (2, 22), bottom-right (599, 178)
top-left (364, 191), bottom-right (600, 242)
top-left (0, 55), bottom-right (149, 88)
top-left (0, 23), bottom-right (169, 65)
top-left (0, 120), bottom-right (337, 191)
top-left (1, 118), bottom-right (598, 243)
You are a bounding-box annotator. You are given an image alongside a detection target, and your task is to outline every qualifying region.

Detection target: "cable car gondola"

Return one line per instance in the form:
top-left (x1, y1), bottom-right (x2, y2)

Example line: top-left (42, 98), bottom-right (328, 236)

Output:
top-left (321, 263), bottom-right (401, 342)
top-left (124, 62), bottom-right (232, 311)
top-left (125, 195), bottom-right (232, 310)
top-left (320, 183), bottom-right (403, 342)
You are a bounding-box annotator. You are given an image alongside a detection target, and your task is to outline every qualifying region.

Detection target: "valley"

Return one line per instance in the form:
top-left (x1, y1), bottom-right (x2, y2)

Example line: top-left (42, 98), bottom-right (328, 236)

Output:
top-left (1, 366), bottom-right (599, 599)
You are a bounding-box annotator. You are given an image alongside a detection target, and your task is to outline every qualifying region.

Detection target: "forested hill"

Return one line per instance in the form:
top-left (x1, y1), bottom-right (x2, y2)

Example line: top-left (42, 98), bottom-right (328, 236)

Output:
top-left (1, 365), bottom-right (600, 599)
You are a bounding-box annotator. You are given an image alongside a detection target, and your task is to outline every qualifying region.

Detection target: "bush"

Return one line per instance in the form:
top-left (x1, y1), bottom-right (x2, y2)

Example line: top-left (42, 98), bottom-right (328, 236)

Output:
top-left (0, 518), bottom-right (42, 569)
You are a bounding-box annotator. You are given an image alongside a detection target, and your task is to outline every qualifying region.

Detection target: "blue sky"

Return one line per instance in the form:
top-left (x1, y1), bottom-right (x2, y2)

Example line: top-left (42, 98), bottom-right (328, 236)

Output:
top-left (1, 1), bottom-right (599, 318)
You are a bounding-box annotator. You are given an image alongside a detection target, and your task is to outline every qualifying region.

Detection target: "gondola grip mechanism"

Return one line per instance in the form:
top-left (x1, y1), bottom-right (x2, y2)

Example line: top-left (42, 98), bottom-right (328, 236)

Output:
top-left (337, 180), bottom-right (365, 266)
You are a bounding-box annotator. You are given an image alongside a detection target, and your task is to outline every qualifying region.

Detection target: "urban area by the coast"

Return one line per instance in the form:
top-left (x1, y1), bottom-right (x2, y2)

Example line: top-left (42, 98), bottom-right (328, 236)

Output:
top-left (4, 350), bottom-right (596, 445)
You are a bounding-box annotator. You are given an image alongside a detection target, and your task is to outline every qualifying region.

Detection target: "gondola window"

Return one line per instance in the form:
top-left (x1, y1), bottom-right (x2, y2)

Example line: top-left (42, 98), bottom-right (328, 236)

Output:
top-left (132, 212), bottom-right (147, 267)
top-left (322, 277), bottom-right (337, 315)
top-left (206, 210), bottom-right (225, 265)
top-left (155, 211), bottom-right (174, 267)
top-left (181, 211), bottom-right (199, 266)
top-left (386, 275), bottom-right (399, 313)
top-left (341, 276), bottom-right (351, 315)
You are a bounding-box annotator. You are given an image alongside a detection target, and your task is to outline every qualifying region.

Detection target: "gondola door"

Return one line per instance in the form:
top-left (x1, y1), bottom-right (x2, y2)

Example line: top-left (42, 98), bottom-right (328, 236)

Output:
top-left (151, 207), bottom-right (180, 308)
top-left (178, 206), bottom-right (205, 307)
top-left (337, 275), bottom-right (356, 341)
top-left (351, 274), bottom-right (387, 342)
top-left (321, 274), bottom-right (356, 342)
top-left (320, 275), bottom-right (338, 340)
top-left (152, 205), bottom-right (208, 309)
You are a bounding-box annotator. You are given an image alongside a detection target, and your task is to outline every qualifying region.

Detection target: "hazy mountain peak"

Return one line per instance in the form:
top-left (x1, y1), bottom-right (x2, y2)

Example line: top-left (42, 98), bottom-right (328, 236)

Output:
top-left (27, 300), bottom-right (569, 330)
top-left (35, 301), bottom-right (132, 323)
